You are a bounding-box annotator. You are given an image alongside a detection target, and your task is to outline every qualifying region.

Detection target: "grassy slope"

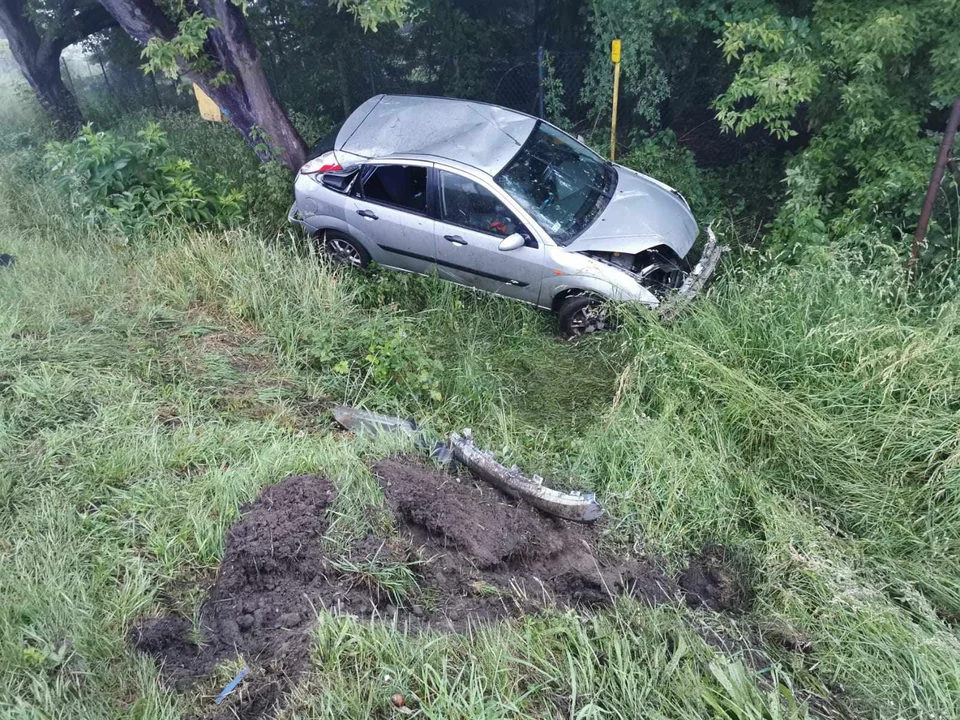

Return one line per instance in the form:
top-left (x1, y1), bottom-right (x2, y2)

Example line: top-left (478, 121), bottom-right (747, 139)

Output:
top-left (1, 109), bottom-right (960, 719)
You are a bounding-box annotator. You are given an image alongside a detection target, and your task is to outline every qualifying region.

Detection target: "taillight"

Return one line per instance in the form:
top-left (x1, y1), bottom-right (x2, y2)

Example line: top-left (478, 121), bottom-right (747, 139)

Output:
top-left (300, 151), bottom-right (342, 177)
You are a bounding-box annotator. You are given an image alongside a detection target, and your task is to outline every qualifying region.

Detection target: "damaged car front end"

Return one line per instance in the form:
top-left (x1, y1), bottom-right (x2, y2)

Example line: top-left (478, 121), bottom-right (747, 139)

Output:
top-left (521, 163), bottom-right (722, 334)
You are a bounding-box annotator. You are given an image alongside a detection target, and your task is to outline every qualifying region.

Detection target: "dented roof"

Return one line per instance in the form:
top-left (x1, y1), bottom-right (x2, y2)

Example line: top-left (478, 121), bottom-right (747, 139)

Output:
top-left (335, 94), bottom-right (538, 175)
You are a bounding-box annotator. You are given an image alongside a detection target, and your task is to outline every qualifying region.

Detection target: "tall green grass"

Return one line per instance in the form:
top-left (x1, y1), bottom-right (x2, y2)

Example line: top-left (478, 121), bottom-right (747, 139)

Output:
top-left (2, 109), bottom-right (960, 718)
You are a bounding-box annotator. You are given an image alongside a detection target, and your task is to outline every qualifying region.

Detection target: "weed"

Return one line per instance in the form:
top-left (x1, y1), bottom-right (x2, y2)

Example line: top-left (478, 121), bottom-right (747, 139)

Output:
top-left (330, 552), bottom-right (422, 607)
top-left (45, 123), bottom-right (243, 231)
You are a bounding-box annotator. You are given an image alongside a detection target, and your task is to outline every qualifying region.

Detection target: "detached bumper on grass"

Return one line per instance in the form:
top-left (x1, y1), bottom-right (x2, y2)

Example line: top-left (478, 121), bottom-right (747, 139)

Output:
top-left (448, 429), bottom-right (602, 523)
top-left (333, 406), bottom-right (603, 523)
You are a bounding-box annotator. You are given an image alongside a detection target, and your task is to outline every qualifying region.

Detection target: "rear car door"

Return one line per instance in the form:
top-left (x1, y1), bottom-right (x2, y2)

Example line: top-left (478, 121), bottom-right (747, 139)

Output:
top-left (433, 169), bottom-right (544, 303)
top-left (346, 163), bottom-right (436, 274)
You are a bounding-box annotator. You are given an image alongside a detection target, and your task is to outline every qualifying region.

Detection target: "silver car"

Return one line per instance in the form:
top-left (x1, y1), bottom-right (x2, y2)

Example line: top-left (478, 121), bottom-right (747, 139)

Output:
top-left (289, 94), bottom-right (721, 337)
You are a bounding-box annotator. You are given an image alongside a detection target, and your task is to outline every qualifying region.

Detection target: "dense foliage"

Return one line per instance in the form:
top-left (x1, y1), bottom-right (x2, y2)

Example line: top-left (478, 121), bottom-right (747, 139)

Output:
top-left (716, 0), bottom-right (960, 264)
top-left (45, 123), bottom-right (243, 229)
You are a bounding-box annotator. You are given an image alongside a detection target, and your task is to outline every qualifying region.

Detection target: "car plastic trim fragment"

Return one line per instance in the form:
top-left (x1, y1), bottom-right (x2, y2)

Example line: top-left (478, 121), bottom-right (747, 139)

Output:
top-left (332, 406), bottom-right (602, 523)
top-left (658, 225), bottom-right (724, 323)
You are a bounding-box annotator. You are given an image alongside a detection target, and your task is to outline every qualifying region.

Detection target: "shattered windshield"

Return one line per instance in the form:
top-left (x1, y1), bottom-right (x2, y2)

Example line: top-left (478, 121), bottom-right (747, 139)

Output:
top-left (495, 122), bottom-right (615, 245)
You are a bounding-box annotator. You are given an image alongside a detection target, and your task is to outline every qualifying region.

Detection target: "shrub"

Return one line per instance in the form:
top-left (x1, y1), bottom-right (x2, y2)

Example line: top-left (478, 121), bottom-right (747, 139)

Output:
top-left (44, 123), bottom-right (243, 231)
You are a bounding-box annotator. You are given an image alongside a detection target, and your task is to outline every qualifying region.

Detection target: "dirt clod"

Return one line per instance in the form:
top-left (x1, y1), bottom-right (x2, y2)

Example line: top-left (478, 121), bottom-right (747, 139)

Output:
top-left (373, 458), bottom-right (675, 622)
top-left (133, 475), bottom-right (340, 719)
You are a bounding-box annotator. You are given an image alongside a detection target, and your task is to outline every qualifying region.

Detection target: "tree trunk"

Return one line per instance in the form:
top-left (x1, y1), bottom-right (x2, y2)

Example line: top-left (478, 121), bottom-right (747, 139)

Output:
top-left (97, 0), bottom-right (307, 171)
top-left (200, 0), bottom-right (306, 169)
top-left (32, 55), bottom-right (83, 134)
top-left (0, 0), bottom-right (83, 136)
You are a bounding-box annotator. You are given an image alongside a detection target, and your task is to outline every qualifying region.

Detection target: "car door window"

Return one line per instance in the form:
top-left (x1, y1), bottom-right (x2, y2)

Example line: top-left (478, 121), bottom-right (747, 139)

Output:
top-left (361, 165), bottom-right (427, 214)
top-left (439, 171), bottom-right (526, 238)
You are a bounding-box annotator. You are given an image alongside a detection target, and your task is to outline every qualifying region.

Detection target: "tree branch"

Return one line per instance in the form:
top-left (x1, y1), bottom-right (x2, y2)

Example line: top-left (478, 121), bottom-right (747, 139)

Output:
top-left (96, 0), bottom-right (178, 46)
top-left (57, 4), bottom-right (117, 49)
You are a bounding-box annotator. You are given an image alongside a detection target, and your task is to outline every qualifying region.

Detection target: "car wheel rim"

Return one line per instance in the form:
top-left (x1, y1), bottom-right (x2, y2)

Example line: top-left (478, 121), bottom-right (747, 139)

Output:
top-left (568, 304), bottom-right (607, 336)
top-left (326, 237), bottom-right (362, 267)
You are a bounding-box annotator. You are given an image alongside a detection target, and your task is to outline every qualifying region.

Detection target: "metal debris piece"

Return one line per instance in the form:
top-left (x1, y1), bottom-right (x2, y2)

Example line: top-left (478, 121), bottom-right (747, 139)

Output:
top-left (332, 405), bottom-right (453, 462)
top-left (332, 406), bottom-right (602, 523)
top-left (215, 666), bottom-right (249, 705)
top-left (0, 254), bottom-right (14, 268)
top-left (449, 430), bottom-right (603, 523)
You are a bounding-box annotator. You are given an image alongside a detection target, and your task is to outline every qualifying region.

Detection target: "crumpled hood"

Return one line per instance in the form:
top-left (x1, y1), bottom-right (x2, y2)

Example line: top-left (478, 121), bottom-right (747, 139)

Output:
top-left (566, 166), bottom-right (699, 258)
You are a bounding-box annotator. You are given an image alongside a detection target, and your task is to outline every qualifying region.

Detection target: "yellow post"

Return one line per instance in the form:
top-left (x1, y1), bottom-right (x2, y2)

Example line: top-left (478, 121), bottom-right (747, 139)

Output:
top-left (610, 38), bottom-right (622, 161)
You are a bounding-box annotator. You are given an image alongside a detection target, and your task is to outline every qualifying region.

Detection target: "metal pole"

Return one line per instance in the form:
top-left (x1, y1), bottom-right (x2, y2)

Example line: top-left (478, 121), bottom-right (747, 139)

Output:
top-left (908, 96), bottom-right (960, 279)
top-left (610, 39), bottom-right (622, 161)
top-left (60, 58), bottom-right (76, 95)
top-left (98, 57), bottom-right (115, 99)
top-left (537, 46), bottom-right (544, 118)
top-left (366, 48), bottom-right (376, 96)
top-left (149, 72), bottom-right (163, 109)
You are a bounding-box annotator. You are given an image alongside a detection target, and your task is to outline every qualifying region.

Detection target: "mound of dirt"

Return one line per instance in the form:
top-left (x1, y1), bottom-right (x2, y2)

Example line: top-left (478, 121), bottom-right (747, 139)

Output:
top-left (132, 475), bottom-right (344, 719)
top-left (372, 459), bottom-right (675, 622)
top-left (132, 460), bottom-right (677, 719)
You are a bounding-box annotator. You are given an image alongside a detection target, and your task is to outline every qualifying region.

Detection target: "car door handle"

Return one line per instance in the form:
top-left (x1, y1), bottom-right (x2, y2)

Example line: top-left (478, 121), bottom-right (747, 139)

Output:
top-left (444, 235), bottom-right (468, 246)
top-left (357, 209), bottom-right (378, 220)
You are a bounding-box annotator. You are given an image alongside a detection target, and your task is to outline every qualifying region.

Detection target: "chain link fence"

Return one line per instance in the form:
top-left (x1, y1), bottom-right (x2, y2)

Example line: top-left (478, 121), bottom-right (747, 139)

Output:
top-left (267, 46), bottom-right (593, 128)
top-left (70, 42), bottom-right (592, 131)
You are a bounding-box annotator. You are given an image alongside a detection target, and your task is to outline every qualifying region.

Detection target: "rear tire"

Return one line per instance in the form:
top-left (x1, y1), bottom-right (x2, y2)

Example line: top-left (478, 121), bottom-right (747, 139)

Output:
top-left (318, 230), bottom-right (370, 269)
top-left (558, 295), bottom-right (610, 339)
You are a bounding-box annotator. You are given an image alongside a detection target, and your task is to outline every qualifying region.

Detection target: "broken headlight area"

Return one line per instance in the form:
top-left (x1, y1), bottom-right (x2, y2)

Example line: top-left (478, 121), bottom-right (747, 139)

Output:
top-left (586, 246), bottom-right (690, 299)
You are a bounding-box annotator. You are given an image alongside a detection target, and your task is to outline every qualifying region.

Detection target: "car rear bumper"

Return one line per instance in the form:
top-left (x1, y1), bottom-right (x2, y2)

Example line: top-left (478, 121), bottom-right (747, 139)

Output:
top-left (658, 226), bottom-right (724, 322)
top-left (288, 201), bottom-right (306, 229)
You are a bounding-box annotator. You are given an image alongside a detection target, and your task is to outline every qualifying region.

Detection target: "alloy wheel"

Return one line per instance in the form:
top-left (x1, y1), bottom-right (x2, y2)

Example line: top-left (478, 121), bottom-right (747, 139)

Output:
top-left (567, 303), bottom-right (608, 337)
top-left (325, 236), bottom-right (363, 267)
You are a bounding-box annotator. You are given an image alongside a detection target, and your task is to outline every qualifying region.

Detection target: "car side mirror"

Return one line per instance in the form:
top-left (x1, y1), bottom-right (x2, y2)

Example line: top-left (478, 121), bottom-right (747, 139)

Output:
top-left (498, 233), bottom-right (526, 252)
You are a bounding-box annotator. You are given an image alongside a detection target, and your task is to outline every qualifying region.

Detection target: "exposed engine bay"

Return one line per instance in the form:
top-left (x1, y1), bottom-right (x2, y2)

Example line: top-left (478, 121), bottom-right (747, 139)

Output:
top-left (585, 246), bottom-right (690, 298)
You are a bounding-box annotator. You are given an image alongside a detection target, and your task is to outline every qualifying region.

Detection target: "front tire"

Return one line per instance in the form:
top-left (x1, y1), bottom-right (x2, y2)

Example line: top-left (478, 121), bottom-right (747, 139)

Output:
top-left (558, 295), bottom-right (610, 339)
top-left (318, 230), bottom-right (370, 270)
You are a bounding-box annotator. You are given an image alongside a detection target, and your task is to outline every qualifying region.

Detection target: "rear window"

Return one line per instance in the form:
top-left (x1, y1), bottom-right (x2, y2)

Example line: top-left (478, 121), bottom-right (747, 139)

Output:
top-left (361, 165), bottom-right (427, 214)
top-left (306, 122), bottom-right (343, 161)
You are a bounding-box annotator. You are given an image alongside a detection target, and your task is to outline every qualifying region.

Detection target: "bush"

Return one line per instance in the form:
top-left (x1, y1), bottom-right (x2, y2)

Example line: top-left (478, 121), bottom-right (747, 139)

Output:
top-left (44, 123), bottom-right (244, 231)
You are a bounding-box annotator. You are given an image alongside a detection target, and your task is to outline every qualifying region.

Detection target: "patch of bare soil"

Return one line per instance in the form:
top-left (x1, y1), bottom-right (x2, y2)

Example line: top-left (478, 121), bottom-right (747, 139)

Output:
top-left (678, 544), bottom-right (753, 613)
top-left (133, 461), bottom-right (778, 719)
top-left (373, 458), bottom-right (675, 623)
top-left (132, 460), bottom-right (678, 719)
top-left (133, 475), bottom-right (343, 719)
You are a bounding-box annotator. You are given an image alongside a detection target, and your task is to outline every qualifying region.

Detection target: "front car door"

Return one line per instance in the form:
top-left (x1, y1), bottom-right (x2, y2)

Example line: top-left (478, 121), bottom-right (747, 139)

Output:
top-left (346, 162), bottom-right (436, 274)
top-left (432, 168), bottom-right (545, 303)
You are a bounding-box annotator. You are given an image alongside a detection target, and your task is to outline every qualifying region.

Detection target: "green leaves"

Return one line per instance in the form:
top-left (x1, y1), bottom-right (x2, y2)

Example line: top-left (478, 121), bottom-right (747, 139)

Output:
top-left (713, 16), bottom-right (819, 141)
top-left (141, 12), bottom-right (220, 79)
top-left (330, 0), bottom-right (410, 32)
top-left (582, 0), bottom-right (672, 129)
top-left (44, 123), bottom-right (244, 231)
top-left (713, 0), bottom-right (960, 262)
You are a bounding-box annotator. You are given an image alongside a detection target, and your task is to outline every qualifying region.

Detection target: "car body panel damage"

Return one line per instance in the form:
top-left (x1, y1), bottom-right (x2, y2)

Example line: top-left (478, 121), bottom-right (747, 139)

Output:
top-left (290, 95), bottom-right (724, 336)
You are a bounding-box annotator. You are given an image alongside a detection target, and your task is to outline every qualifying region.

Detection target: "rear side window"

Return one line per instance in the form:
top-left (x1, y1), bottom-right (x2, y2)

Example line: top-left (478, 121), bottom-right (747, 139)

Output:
top-left (306, 122), bottom-right (343, 160)
top-left (361, 165), bottom-right (427, 213)
top-left (439, 171), bottom-right (521, 236)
